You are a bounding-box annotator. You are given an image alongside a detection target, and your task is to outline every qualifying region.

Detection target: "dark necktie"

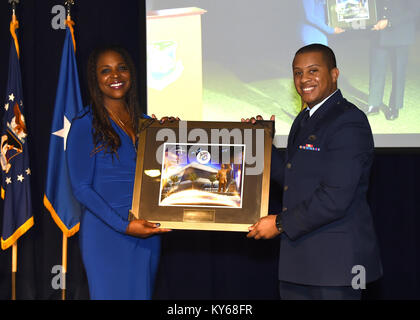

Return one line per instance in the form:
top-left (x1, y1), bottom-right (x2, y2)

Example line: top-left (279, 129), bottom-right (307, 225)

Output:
top-left (300, 109), bottom-right (310, 128)
top-left (293, 109), bottom-right (310, 144)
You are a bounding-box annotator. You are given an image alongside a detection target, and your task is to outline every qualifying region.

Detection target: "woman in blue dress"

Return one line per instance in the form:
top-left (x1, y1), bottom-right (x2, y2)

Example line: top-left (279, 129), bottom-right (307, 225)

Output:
top-left (66, 45), bottom-right (171, 299)
top-left (300, 0), bottom-right (345, 45)
top-left (297, 0), bottom-right (346, 109)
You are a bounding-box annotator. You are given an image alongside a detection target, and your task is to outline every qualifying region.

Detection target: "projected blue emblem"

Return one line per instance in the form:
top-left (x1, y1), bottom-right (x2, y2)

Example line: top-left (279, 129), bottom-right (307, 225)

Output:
top-left (147, 40), bottom-right (184, 91)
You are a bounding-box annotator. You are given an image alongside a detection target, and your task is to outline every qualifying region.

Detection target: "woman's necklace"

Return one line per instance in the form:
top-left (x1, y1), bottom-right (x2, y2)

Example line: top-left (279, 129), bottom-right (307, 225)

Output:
top-left (106, 107), bottom-right (137, 152)
top-left (107, 108), bottom-right (130, 130)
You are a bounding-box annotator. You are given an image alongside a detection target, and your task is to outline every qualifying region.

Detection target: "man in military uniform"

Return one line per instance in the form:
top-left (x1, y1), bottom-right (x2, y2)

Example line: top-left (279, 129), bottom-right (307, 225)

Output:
top-left (366, 0), bottom-right (420, 120)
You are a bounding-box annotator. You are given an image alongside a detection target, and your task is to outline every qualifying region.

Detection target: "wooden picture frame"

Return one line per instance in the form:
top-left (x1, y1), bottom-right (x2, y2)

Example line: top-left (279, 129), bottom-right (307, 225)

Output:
top-left (130, 119), bottom-right (274, 232)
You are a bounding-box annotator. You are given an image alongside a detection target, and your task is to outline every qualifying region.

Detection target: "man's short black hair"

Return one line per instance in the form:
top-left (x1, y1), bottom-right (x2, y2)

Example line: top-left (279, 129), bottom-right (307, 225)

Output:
top-left (294, 43), bottom-right (337, 70)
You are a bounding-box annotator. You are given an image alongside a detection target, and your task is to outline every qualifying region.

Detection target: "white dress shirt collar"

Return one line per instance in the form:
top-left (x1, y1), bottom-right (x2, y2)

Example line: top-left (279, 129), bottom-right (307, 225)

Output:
top-left (307, 89), bottom-right (338, 117)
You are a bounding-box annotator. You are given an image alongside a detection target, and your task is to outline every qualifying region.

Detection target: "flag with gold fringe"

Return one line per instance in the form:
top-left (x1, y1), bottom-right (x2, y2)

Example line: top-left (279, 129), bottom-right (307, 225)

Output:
top-left (44, 21), bottom-right (83, 237)
top-left (1, 18), bottom-right (34, 250)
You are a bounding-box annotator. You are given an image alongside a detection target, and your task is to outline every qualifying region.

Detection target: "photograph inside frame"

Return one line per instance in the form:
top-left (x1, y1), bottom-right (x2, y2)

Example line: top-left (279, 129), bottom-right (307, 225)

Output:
top-left (326, 0), bottom-right (377, 29)
top-left (335, 0), bottom-right (370, 22)
top-left (159, 143), bottom-right (245, 208)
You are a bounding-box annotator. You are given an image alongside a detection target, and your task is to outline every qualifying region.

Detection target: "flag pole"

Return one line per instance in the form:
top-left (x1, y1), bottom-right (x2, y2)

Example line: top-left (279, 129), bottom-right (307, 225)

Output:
top-left (11, 242), bottom-right (17, 300)
top-left (62, 234), bottom-right (67, 300)
top-left (9, 0), bottom-right (20, 301)
top-left (60, 0), bottom-right (75, 301)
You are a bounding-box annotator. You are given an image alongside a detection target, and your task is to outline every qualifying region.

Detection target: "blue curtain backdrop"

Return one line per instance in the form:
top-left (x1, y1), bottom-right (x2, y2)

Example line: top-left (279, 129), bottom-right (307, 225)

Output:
top-left (0, 0), bottom-right (419, 300)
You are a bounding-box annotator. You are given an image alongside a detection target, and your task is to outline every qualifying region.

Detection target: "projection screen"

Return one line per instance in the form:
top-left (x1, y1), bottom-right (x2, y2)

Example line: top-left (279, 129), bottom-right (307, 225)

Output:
top-left (145, 0), bottom-right (420, 148)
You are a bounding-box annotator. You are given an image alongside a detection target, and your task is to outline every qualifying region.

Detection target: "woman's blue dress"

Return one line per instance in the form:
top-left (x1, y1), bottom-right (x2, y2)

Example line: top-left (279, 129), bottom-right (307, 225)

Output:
top-left (66, 108), bottom-right (160, 300)
top-left (301, 0), bottom-right (335, 45)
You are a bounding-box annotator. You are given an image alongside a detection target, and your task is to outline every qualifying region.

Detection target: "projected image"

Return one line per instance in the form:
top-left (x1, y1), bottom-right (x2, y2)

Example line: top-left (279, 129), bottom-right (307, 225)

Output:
top-left (146, 0), bottom-right (420, 147)
top-left (336, 0), bottom-right (370, 22)
top-left (147, 40), bottom-right (184, 91)
top-left (159, 143), bottom-right (245, 208)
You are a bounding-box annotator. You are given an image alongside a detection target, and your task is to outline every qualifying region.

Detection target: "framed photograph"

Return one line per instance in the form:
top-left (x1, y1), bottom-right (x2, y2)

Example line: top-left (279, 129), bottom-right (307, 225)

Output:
top-left (327, 0), bottom-right (377, 30)
top-left (130, 119), bottom-right (274, 232)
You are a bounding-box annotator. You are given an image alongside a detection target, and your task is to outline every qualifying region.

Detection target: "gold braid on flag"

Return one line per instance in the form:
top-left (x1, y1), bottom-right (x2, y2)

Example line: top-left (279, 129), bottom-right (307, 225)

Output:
top-left (43, 196), bottom-right (79, 237)
top-left (10, 14), bottom-right (19, 59)
top-left (65, 18), bottom-right (76, 52)
top-left (1, 217), bottom-right (34, 250)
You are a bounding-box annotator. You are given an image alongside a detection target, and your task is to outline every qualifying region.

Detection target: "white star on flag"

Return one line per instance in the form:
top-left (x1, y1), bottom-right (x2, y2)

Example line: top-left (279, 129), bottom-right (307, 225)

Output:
top-left (4, 103), bottom-right (9, 111)
top-left (5, 177), bottom-right (12, 184)
top-left (26, 168), bottom-right (31, 175)
top-left (9, 93), bottom-right (15, 101)
top-left (17, 174), bottom-right (24, 182)
top-left (52, 116), bottom-right (71, 151)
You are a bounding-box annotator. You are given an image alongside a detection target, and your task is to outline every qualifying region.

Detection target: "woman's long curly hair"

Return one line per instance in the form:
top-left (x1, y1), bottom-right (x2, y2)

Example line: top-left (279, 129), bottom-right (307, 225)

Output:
top-left (86, 45), bottom-right (142, 155)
